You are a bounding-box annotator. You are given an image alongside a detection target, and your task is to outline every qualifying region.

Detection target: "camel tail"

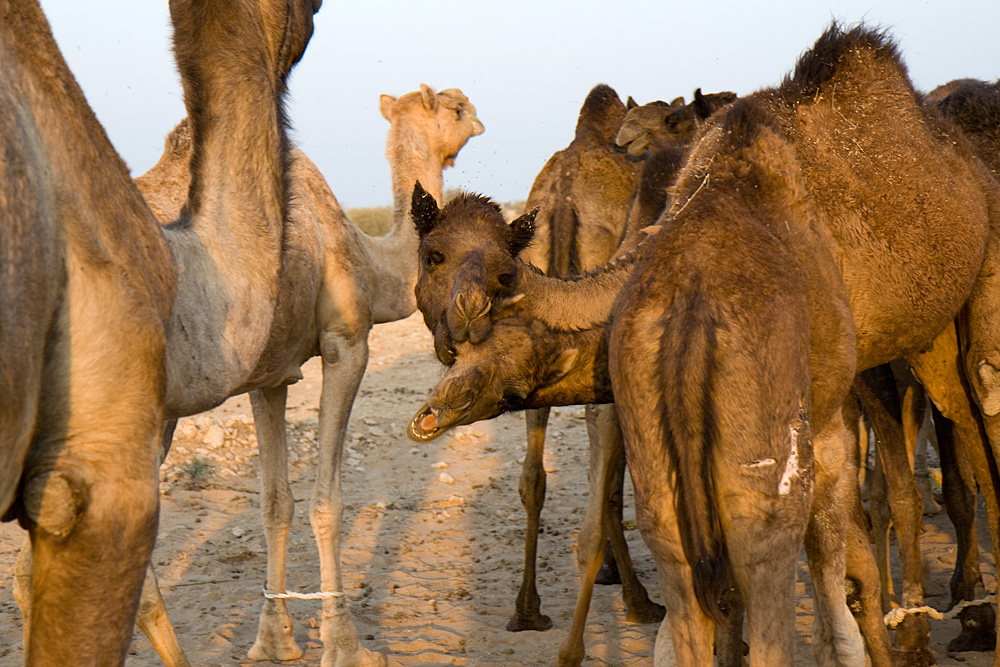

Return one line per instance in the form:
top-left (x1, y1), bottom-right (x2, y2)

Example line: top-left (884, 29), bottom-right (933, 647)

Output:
top-left (657, 281), bottom-right (728, 624)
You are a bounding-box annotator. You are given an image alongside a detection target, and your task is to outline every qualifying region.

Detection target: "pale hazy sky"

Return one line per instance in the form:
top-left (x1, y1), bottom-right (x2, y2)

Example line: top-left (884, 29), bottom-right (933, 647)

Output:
top-left (38, 1), bottom-right (1000, 208)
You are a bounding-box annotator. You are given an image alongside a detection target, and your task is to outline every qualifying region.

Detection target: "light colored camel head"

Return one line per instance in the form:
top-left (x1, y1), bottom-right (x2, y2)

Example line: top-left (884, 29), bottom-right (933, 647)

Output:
top-left (616, 89), bottom-right (737, 156)
top-left (411, 183), bottom-right (535, 363)
top-left (380, 83), bottom-right (484, 169)
top-left (408, 314), bottom-right (582, 442)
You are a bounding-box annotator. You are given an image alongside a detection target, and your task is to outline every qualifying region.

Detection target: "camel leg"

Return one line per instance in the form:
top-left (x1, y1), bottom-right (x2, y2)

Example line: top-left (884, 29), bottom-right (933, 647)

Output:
top-left (587, 403), bottom-right (664, 624)
top-left (311, 333), bottom-right (386, 667)
top-left (855, 367), bottom-right (933, 666)
top-left (841, 392), bottom-right (897, 667)
top-left (935, 407), bottom-right (997, 652)
top-left (805, 410), bottom-right (866, 667)
top-left (248, 384), bottom-right (304, 661)
top-left (555, 405), bottom-right (620, 667)
top-left (868, 429), bottom-right (894, 610)
top-left (908, 323), bottom-right (1000, 658)
top-left (136, 564), bottom-right (193, 667)
top-left (507, 407), bottom-right (553, 631)
top-left (907, 389), bottom-right (942, 515)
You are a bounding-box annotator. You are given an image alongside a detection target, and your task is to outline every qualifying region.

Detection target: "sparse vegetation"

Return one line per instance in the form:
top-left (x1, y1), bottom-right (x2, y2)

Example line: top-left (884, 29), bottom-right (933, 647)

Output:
top-left (181, 456), bottom-right (215, 489)
top-left (347, 206), bottom-right (393, 237)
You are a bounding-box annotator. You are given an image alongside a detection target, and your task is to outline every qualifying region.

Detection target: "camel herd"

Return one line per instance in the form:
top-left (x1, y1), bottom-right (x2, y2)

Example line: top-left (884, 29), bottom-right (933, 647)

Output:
top-left (2, 2), bottom-right (1000, 667)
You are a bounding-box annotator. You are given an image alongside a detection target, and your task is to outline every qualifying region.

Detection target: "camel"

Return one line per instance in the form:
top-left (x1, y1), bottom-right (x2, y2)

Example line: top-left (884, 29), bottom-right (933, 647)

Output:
top-left (451, 83), bottom-right (662, 633)
top-left (406, 24), bottom-right (1000, 666)
top-left (96, 83), bottom-right (480, 667)
top-left (415, 87), bottom-right (738, 657)
top-left (0, 0), bottom-right (317, 663)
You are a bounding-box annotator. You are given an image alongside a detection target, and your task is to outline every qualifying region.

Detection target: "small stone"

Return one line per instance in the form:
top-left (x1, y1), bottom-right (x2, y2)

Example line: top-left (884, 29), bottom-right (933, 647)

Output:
top-left (439, 472), bottom-right (455, 484)
top-left (231, 527), bottom-right (245, 538)
top-left (432, 461), bottom-right (448, 469)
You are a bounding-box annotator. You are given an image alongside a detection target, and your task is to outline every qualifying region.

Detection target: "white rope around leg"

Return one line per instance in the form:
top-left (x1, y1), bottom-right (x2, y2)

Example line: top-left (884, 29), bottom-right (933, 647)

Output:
top-left (884, 594), bottom-right (996, 628)
top-left (263, 590), bottom-right (346, 600)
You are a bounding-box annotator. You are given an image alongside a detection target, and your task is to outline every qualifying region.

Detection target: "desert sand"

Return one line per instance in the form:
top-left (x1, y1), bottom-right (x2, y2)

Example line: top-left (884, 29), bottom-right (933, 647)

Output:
top-left (0, 312), bottom-right (995, 666)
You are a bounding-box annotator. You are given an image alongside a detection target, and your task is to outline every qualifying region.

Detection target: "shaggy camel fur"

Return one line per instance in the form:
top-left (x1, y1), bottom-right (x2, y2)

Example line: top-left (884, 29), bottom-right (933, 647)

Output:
top-left (460, 83), bottom-right (662, 633)
top-left (408, 25), bottom-right (1000, 666)
top-left (1, 0), bottom-right (317, 663)
top-left (414, 87), bottom-right (738, 659)
top-left (100, 83), bottom-right (480, 667)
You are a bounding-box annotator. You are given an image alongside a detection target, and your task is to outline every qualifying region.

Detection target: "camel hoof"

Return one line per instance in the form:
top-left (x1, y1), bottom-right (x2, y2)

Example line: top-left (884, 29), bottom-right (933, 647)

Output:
top-left (891, 649), bottom-right (936, 667)
top-left (506, 611), bottom-right (552, 632)
top-left (625, 599), bottom-right (665, 624)
top-left (947, 605), bottom-right (997, 653)
top-left (322, 644), bottom-right (387, 667)
top-left (248, 638), bottom-right (304, 662)
top-left (593, 561), bottom-right (621, 586)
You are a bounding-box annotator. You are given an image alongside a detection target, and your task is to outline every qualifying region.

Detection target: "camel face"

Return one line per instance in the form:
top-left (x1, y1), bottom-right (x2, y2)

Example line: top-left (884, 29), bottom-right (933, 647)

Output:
top-left (616, 90), bottom-right (737, 156)
top-left (381, 84), bottom-right (484, 172)
top-left (407, 315), bottom-right (578, 441)
top-left (412, 184), bottom-right (535, 363)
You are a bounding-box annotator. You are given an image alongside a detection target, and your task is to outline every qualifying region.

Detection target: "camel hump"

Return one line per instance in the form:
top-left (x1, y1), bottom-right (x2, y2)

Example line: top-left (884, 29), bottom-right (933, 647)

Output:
top-left (786, 23), bottom-right (905, 98)
top-left (574, 84), bottom-right (627, 145)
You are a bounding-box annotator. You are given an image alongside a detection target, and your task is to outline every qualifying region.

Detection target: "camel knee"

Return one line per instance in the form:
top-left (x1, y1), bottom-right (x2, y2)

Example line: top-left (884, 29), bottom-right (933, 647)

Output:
top-left (972, 358), bottom-right (1000, 417)
top-left (22, 471), bottom-right (86, 540)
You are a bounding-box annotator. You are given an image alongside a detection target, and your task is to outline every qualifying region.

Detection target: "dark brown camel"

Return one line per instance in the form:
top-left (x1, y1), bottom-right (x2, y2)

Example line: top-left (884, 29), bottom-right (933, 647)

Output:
top-left (0, 0), bottom-right (316, 663)
top-left (408, 25), bottom-right (1000, 666)
top-left (473, 83), bottom-right (662, 633)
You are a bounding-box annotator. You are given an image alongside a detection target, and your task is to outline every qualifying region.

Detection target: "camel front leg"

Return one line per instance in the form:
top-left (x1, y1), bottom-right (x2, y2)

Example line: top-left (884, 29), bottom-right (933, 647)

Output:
top-left (248, 385), bottom-right (303, 661)
top-left (907, 323), bottom-right (1000, 658)
top-left (854, 368), bottom-right (933, 666)
top-left (934, 407), bottom-right (997, 652)
top-left (136, 564), bottom-right (193, 667)
top-left (508, 407), bottom-right (553, 631)
top-left (312, 333), bottom-right (386, 667)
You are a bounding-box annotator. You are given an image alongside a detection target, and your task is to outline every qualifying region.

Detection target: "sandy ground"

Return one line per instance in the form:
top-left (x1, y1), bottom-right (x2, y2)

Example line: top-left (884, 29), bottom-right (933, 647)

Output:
top-left (0, 312), bottom-right (996, 666)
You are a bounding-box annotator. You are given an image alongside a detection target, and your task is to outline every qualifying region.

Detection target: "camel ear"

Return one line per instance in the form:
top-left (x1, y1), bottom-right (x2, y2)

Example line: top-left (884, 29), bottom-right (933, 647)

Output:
top-left (693, 88), bottom-right (712, 119)
top-left (420, 83), bottom-right (438, 111)
top-left (379, 94), bottom-right (396, 121)
top-left (626, 96), bottom-right (638, 110)
top-left (670, 95), bottom-right (686, 108)
top-left (508, 209), bottom-right (537, 256)
top-left (540, 349), bottom-right (579, 389)
top-left (411, 181), bottom-right (440, 237)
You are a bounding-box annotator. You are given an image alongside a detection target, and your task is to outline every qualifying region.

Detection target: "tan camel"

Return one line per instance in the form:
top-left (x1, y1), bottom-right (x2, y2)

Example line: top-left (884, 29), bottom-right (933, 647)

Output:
top-left (406, 24), bottom-right (1000, 666)
top-left (1, 0), bottom-right (316, 664)
top-left (109, 83), bottom-right (481, 667)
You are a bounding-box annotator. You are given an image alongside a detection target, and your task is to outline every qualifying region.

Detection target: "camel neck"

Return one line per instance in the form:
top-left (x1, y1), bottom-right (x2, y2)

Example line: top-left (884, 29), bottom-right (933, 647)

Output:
top-left (529, 326), bottom-right (614, 407)
top-left (386, 130), bottom-right (445, 231)
top-left (516, 249), bottom-right (638, 332)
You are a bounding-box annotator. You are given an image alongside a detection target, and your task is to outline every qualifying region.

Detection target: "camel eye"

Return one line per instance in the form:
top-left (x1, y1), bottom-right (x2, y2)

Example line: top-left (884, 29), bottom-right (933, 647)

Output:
top-left (425, 251), bottom-right (445, 267)
top-left (498, 272), bottom-right (516, 289)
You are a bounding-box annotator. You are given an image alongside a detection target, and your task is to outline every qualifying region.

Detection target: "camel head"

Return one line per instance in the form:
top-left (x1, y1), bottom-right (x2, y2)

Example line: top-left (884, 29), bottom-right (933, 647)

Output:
top-left (381, 84), bottom-right (484, 171)
top-left (407, 315), bottom-right (582, 442)
top-left (616, 89), bottom-right (737, 156)
top-left (411, 183), bottom-right (536, 363)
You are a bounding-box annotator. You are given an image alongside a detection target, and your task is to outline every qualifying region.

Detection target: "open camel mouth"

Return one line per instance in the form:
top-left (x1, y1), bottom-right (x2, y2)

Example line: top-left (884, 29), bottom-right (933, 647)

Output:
top-left (407, 402), bottom-right (446, 442)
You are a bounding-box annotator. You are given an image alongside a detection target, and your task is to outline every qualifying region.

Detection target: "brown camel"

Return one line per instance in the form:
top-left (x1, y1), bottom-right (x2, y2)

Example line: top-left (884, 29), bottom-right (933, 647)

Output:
top-left (407, 24), bottom-right (1000, 666)
top-left (415, 87), bottom-right (737, 655)
top-left (87, 83), bottom-right (481, 667)
top-left (460, 83), bottom-right (662, 633)
top-left (1, 0), bottom-right (316, 664)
